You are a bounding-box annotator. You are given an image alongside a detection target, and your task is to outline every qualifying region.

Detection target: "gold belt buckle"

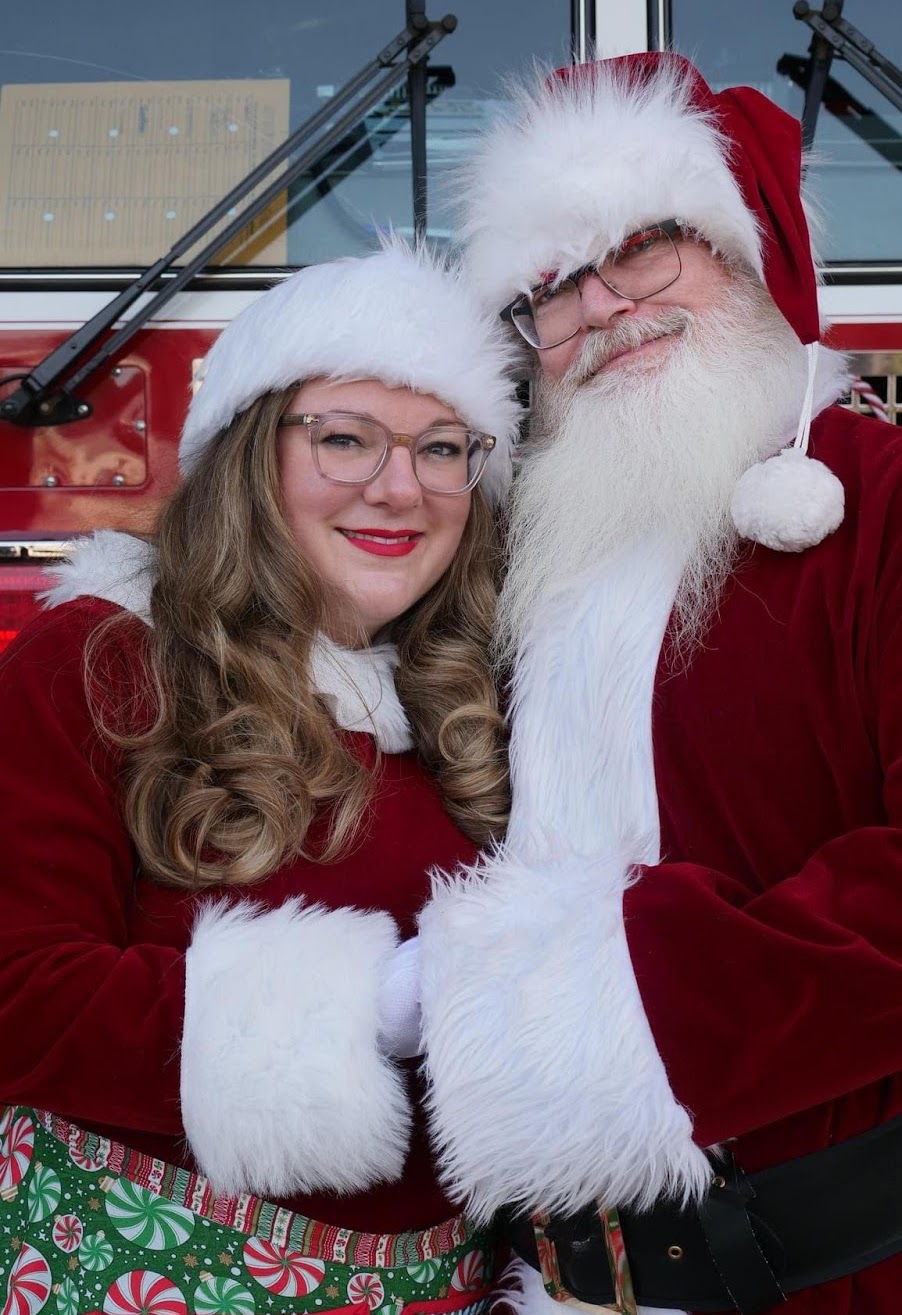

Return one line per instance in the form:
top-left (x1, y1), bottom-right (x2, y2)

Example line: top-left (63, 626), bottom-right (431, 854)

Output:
top-left (531, 1202), bottom-right (638, 1315)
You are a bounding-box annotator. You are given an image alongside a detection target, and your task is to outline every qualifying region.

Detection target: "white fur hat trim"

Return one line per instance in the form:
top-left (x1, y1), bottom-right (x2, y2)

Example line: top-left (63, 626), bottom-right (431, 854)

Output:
top-left (459, 60), bottom-right (763, 312)
top-left (180, 239), bottom-right (522, 506)
top-left (731, 447), bottom-right (845, 553)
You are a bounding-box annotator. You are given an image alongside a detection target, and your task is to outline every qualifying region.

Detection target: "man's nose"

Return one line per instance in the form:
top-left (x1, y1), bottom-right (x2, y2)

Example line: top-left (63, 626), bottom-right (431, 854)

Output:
top-left (578, 272), bottom-right (638, 330)
top-left (363, 443), bottom-right (423, 509)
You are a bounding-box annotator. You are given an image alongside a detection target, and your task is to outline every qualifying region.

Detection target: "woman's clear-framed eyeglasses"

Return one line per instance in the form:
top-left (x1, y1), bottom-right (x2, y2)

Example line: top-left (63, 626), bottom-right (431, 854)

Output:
top-left (276, 411), bottom-right (496, 496)
top-left (500, 219), bottom-right (684, 350)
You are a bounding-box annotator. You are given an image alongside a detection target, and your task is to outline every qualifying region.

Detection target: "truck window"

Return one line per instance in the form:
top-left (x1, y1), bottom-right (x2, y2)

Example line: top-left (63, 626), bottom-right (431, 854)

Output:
top-left (671, 0), bottom-right (902, 263)
top-left (0, 0), bottom-right (569, 268)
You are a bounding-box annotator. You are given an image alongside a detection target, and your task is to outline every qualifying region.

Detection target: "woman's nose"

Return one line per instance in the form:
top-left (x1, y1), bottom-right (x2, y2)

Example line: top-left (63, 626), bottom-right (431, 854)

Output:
top-left (363, 444), bottom-right (423, 509)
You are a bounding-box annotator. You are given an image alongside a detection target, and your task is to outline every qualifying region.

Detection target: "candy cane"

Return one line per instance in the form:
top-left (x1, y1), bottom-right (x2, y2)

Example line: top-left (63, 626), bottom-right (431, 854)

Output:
top-left (851, 377), bottom-right (891, 422)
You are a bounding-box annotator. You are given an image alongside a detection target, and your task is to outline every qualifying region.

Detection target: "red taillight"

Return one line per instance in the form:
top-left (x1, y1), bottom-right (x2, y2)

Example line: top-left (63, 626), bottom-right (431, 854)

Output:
top-left (0, 566), bottom-right (53, 653)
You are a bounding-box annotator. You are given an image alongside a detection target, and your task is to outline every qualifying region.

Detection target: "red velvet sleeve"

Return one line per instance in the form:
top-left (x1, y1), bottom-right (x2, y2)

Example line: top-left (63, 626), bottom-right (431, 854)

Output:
top-left (626, 832), bottom-right (902, 1149)
top-left (626, 429), bottom-right (902, 1151)
top-left (0, 600), bottom-right (185, 1134)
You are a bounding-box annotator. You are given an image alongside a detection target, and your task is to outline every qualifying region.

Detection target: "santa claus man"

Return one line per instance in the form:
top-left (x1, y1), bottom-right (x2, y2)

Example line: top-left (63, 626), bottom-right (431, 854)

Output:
top-left (416, 52), bottom-right (902, 1315)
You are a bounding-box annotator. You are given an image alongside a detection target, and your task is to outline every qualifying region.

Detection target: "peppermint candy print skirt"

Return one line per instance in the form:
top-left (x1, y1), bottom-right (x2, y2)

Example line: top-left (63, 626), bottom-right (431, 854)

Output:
top-left (0, 1107), bottom-right (493, 1315)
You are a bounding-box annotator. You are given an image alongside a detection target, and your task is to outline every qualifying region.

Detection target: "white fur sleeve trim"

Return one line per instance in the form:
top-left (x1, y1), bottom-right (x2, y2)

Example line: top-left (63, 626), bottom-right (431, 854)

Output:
top-left (419, 846), bottom-right (711, 1222)
top-left (497, 1257), bottom-right (684, 1315)
top-left (181, 898), bottom-right (412, 1197)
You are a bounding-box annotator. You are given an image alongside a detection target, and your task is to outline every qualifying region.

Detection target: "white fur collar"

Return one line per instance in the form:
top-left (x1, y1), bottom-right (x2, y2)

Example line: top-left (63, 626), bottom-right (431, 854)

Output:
top-left (42, 530), bottom-right (413, 753)
top-left (751, 340), bottom-right (850, 457)
top-left (310, 634), bottom-right (412, 752)
top-left (507, 535), bottom-right (685, 859)
top-left (808, 342), bottom-right (853, 433)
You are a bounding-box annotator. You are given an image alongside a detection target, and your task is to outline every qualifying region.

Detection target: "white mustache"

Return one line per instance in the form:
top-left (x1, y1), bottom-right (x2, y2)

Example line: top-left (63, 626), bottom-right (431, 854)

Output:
top-left (567, 308), bottom-right (695, 385)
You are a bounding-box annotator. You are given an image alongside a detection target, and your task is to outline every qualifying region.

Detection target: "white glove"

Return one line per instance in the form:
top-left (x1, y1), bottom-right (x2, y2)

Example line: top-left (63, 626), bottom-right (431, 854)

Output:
top-left (376, 936), bottom-right (422, 1059)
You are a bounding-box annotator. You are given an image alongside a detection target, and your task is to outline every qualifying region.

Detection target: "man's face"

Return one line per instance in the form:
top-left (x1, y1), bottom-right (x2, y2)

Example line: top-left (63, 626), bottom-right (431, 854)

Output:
top-left (496, 264), bottom-right (808, 663)
top-left (535, 236), bottom-right (737, 382)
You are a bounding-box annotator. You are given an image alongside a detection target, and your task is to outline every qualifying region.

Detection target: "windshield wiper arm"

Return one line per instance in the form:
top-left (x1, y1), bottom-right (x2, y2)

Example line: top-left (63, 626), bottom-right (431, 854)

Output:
top-left (0, 11), bottom-right (457, 428)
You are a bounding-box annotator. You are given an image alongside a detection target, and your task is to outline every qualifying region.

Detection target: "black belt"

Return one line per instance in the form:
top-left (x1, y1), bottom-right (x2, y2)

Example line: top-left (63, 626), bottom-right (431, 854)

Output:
top-left (501, 1115), bottom-right (902, 1314)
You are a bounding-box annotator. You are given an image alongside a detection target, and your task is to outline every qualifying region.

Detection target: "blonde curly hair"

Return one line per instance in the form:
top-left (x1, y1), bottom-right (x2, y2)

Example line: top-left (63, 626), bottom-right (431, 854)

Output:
top-left (88, 386), bottom-right (508, 888)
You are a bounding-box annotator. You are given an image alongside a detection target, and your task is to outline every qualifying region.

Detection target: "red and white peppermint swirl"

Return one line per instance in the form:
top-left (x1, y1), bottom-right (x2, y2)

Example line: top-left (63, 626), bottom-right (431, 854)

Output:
top-left (0, 1115), bottom-right (35, 1193)
top-left (52, 1215), bottom-right (84, 1254)
top-left (103, 1270), bottom-right (187, 1315)
top-left (450, 1251), bottom-right (486, 1293)
top-left (69, 1146), bottom-right (106, 1173)
top-left (241, 1239), bottom-right (324, 1297)
top-left (346, 1273), bottom-right (384, 1310)
top-left (1, 1243), bottom-right (51, 1315)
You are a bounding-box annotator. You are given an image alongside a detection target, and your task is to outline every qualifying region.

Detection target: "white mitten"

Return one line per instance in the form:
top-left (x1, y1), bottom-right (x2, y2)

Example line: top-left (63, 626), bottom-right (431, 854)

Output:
top-left (377, 935), bottom-right (422, 1059)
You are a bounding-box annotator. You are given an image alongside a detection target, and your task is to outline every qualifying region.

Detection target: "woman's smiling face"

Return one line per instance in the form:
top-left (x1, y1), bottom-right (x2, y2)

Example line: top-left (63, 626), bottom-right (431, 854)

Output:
top-left (278, 377), bottom-right (473, 645)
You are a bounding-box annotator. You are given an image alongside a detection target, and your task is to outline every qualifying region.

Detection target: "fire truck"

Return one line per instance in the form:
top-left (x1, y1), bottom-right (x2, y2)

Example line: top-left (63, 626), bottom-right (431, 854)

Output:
top-left (1, 0), bottom-right (899, 650)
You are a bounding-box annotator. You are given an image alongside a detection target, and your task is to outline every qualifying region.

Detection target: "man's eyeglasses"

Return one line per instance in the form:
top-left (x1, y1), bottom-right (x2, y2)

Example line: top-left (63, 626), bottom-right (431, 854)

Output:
top-left (500, 219), bottom-right (684, 350)
top-left (276, 411), bottom-right (496, 496)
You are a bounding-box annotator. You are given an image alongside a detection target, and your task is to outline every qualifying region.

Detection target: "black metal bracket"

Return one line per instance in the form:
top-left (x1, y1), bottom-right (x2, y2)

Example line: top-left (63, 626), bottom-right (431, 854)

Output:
top-left (777, 52), bottom-right (902, 170)
top-left (285, 66), bottom-right (454, 245)
top-left (408, 0), bottom-right (430, 242)
top-left (787, 1), bottom-right (902, 152)
top-left (0, 11), bottom-right (457, 429)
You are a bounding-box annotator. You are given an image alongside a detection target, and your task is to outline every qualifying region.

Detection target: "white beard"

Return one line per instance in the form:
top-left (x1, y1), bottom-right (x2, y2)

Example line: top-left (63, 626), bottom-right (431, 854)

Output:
top-left (497, 276), bottom-right (809, 665)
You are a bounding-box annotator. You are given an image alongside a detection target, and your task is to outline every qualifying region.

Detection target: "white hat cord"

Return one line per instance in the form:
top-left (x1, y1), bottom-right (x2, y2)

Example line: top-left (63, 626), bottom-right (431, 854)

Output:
top-left (731, 342), bottom-right (845, 553)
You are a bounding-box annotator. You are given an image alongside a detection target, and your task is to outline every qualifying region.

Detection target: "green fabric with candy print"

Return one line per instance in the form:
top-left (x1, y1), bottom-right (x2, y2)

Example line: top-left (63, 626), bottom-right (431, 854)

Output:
top-left (0, 1107), bottom-right (494, 1315)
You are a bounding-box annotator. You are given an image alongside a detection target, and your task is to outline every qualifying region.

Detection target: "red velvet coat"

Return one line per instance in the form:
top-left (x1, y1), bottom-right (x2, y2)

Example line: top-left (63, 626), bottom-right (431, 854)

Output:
top-left (0, 598), bottom-right (477, 1233)
top-left (416, 405), bottom-right (902, 1315)
top-left (627, 406), bottom-right (902, 1311)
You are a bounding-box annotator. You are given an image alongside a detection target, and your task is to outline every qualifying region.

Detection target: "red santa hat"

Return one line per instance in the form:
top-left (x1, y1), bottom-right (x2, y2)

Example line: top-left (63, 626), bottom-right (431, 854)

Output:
top-left (460, 52), bottom-right (846, 551)
top-left (180, 238), bottom-right (523, 507)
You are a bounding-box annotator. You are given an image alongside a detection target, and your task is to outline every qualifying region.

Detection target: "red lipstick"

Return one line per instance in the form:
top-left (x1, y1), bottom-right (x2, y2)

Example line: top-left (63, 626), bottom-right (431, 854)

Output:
top-left (339, 528), bottom-right (423, 557)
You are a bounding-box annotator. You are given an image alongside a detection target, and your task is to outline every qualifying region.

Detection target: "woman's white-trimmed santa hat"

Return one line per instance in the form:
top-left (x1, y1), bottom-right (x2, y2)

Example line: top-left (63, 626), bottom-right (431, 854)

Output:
top-left (459, 52), bottom-right (848, 550)
top-left (180, 238), bottom-right (523, 507)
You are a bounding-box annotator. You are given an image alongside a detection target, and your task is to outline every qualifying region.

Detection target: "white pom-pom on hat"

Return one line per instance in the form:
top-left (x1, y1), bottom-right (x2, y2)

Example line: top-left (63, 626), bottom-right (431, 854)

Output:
top-left (731, 446), bottom-right (845, 553)
top-left (731, 343), bottom-right (845, 552)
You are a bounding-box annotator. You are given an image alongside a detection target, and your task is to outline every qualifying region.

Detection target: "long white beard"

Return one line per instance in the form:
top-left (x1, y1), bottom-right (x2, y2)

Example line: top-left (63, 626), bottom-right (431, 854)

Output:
top-left (496, 277), bottom-right (809, 665)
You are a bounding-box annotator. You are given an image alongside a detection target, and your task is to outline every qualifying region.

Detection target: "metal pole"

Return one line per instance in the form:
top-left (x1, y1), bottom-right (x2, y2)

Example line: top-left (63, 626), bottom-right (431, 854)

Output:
top-left (570, 0), bottom-right (596, 63)
top-left (646, 0), bottom-right (672, 51)
top-left (407, 0), bottom-right (429, 241)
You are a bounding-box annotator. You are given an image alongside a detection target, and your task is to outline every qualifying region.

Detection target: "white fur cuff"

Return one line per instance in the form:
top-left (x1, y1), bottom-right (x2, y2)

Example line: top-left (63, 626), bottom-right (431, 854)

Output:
top-left (181, 899), bottom-right (412, 1197)
top-left (419, 848), bottom-right (710, 1221)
